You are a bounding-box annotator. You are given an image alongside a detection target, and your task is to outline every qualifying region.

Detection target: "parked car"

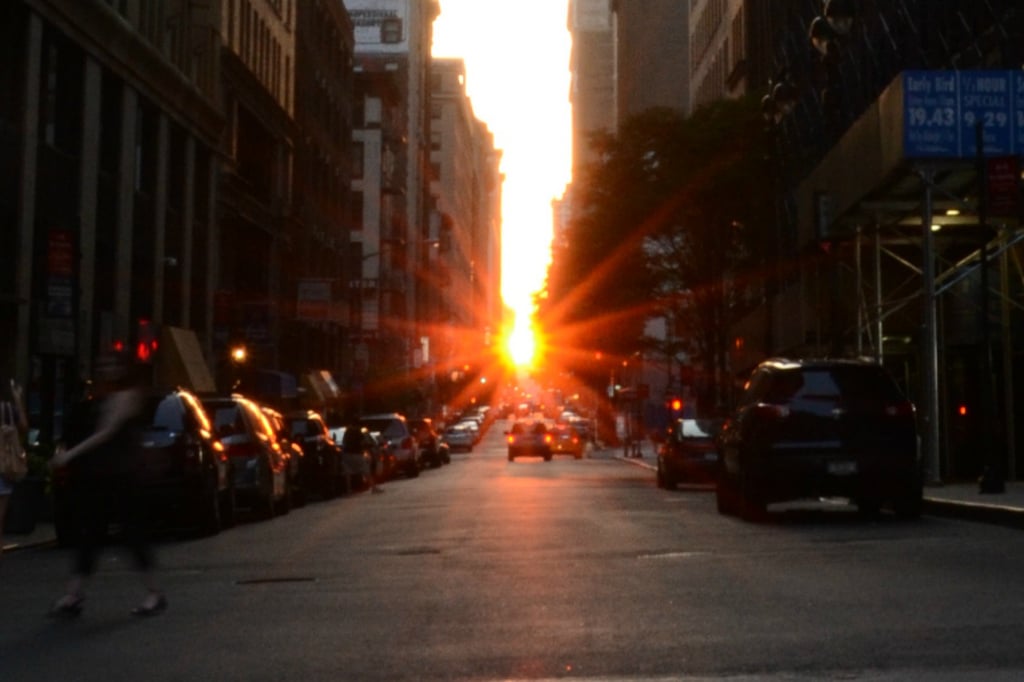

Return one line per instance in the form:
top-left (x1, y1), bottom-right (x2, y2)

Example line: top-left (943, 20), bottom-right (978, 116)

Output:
top-left (328, 425), bottom-right (375, 490)
top-left (285, 410), bottom-right (346, 497)
top-left (442, 422), bottom-right (475, 453)
top-left (506, 421), bottom-right (552, 461)
top-left (262, 407), bottom-right (306, 507)
top-left (550, 423), bottom-right (584, 459)
top-left (409, 417), bottom-right (450, 468)
top-left (201, 395), bottom-right (289, 519)
top-left (656, 418), bottom-right (722, 488)
top-left (455, 418), bottom-right (481, 444)
top-left (54, 388), bottom-right (236, 545)
top-left (359, 413), bottom-right (420, 478)
top-left (366, 430), bottom-right (398, 481)
top-left (715, 358), bottom-right (923, 521)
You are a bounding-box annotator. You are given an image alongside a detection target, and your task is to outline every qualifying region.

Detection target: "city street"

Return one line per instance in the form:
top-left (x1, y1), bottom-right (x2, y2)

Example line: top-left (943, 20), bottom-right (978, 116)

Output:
top-left (3, 422), bottom-right (1024, 681)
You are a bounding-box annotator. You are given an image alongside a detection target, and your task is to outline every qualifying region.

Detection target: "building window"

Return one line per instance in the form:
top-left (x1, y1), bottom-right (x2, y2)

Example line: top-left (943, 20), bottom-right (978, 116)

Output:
top-left (352, 141), bottom-right (364, 179)
top-left (381, 18), bottom-right (402, 44)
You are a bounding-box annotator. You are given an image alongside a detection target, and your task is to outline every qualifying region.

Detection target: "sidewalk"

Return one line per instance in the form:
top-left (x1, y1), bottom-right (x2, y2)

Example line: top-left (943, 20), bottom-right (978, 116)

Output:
top-left (609, 444), bottom-right (1024, 528)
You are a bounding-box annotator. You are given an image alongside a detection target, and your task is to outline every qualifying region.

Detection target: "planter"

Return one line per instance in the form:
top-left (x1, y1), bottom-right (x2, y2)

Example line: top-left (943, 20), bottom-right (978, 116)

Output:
top-left (3, 476), bottom-right (45, 535)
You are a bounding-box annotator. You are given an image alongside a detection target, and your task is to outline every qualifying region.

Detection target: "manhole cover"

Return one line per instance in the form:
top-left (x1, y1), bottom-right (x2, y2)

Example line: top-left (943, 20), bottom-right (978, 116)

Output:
top-left (235, 577), bottom-right (317, 585)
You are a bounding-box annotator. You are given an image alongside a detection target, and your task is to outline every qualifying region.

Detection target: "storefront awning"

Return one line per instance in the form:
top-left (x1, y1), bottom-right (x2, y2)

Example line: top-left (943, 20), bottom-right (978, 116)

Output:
top-left (155, 326), bottom-right (216, 394)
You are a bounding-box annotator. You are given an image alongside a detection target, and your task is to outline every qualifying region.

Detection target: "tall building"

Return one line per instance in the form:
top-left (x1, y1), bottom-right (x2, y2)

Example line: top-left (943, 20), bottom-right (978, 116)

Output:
top-left (215, 0), bottom-right (297, 379)
top-left (568, 0), bottom-right (615, 179)
top-left (732, 0), bottom-right (1024, 481)
top-left (1, 0), bottom-right (222, 436)
top-left (290, 0), bottom-right (356, 388)
top-left (611, 0), bottom-right (691, 121)
top-left (347, 0), bottom-right (440, 409)
top-left (428, 58), bottom-right (503, 382)
top-left (689, 0), bottom-right (747, 109)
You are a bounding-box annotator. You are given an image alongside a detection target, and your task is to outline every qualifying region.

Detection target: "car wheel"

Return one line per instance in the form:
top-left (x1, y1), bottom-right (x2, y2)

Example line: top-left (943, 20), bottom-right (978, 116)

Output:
top-left (196, 474), bottom-right (222, 537)
top-left (659, 459), bottom-right (677, 490)
top-left (856, 497), bottom-right (881, 519)
top-left (543, 453), bottom-right (552, 461)
top-left (219, 485), bottom-right (236, 529)
top-left (407, 460), bottom-right (420, 478)
top-left (508, 452), bottom-right (514, 462)
top-left (893, 491), bottom-right (923, 519)
top-left (715, 477), bottom-right (735, 515)
top-left (738, 471), bottom-right (766, 522)
top-left (278, 485), bottom-right (292, 515)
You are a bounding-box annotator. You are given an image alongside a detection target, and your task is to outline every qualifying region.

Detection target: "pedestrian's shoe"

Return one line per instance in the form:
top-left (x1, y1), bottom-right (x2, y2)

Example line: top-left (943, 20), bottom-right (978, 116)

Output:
top-left (48, 594), bottom-right (84, 618)
top-left (131, 592), bottom-right (168, 617)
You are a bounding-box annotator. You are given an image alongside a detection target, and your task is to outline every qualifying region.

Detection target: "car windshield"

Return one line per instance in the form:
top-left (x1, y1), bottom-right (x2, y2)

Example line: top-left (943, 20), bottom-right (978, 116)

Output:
top-left (360, 418), bottom-right (405, 440)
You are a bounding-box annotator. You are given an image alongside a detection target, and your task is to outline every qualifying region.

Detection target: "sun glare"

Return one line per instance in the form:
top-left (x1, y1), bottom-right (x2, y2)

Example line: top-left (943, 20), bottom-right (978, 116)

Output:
top-left (507, 315), bottom-right (537, 368)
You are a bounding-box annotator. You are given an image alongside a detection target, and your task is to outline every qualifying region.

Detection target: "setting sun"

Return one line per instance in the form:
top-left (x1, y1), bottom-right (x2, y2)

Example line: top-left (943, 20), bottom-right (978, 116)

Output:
top-left (506, 314), bottom-right (538, 368)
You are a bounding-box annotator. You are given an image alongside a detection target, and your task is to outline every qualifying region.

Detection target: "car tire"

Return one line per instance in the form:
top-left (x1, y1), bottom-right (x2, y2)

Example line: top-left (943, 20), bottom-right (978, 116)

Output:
top-left (508, 452), bottom-right (514, 462)
top-left (856, 497), bottom-right (882, 519)
top-left (715, 474), bottom-right (737, 515)
top-left (544, 453), bottom-right (552, 462)
top-left (738, 472), bottom-right (766, 522)
top-left (196, 474), bottom-right (222, 537)
top-left (407, 460), bottom-right (420, 478)
top-left (893, 492), bottom-right (923, 519)
top-left (219, 486), bottom-right (236, 529)
top-left (658, 460), bottom-right (677, 490)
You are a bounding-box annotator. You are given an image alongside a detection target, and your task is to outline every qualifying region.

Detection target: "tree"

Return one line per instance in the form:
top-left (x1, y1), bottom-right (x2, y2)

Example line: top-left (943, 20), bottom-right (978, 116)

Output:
top-left (544, 97), bottom-right (774, 408)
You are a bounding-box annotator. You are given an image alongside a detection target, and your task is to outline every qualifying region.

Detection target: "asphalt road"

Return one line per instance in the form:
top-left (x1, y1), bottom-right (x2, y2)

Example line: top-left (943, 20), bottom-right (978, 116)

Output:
top-left (3, 420), bottom-right (1024, 681)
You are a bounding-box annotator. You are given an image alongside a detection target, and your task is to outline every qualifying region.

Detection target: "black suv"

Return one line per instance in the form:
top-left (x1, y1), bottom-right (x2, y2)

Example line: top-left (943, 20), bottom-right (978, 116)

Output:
top-left (715, 358), bottom-right (922, 521)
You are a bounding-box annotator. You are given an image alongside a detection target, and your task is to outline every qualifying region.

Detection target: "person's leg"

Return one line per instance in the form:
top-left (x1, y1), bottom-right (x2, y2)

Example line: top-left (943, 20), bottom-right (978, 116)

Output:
top-left (119, 475), bottom-right (165, 614)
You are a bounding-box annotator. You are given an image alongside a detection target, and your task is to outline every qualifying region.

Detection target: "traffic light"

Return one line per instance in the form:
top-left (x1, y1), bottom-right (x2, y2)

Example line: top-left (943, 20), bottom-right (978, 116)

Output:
top-left (135, 318), bottom-right (158, 363)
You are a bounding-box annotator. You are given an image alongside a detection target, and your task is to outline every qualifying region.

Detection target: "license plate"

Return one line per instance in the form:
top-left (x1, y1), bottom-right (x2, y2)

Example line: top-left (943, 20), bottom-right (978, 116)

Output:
top-left (827, 461), bottom-right (857, 475)
top-left (703, 453), bottom-right (718, 462)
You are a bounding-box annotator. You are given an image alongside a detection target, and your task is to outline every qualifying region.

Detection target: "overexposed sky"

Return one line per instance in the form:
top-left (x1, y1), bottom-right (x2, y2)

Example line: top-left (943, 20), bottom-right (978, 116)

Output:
top-left (431, 1), bottom-right (572, 318)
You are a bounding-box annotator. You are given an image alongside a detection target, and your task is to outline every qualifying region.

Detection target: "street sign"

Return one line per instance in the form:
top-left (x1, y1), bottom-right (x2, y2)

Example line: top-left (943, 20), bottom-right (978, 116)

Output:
top-left (904, 70), bottom-right (1023, 158)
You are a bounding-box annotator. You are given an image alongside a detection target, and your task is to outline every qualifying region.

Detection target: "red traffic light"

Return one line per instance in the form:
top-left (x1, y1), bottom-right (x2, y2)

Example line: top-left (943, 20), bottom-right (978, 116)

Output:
top-left (135, 319), bottom-right (158, 363)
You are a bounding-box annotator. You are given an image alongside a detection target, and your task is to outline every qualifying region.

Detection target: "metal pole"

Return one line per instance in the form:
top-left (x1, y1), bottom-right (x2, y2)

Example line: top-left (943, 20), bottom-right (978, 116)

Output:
top-left (1001, 227), bottom-right (1016, 480)
top-left (874, 223), bottom-right (884, 364)
top-left (921, 166), bottom-right (942, 484)
top-left (855, 227), bottom-right (863, 356)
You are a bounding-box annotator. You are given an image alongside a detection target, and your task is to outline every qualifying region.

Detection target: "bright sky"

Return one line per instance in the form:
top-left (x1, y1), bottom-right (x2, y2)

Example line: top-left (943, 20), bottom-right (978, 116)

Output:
top-left (431, 1), bottom-right (572, 321)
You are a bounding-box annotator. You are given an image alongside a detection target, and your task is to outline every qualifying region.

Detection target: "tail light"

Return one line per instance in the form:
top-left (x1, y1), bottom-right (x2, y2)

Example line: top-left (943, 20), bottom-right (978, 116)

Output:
top-left (544, 434), bottom-right (553, 444)
top-left (225, 441), bottom-right (258, 458)
top-left (507, 435), bottom-right (516, 445)
top-left (753, 403), bottom-right (790, 419)
top-left (884, 401), bottom-right (915, 417)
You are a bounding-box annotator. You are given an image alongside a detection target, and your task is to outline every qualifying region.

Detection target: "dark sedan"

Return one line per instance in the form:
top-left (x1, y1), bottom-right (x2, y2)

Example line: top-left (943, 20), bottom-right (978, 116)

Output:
top-left (54, 388), bottom-right (235, 545)
top-left (201, 395), bottom-right (289, 519)
top-left (656, 418), bottom-right (721, 488)
top-left (285, 410), bottom-right (346, 497)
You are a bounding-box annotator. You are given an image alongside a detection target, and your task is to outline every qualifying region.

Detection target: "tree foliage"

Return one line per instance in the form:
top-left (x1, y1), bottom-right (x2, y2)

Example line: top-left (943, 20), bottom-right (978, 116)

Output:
top-left (543, 97), bottom-right (774, 399)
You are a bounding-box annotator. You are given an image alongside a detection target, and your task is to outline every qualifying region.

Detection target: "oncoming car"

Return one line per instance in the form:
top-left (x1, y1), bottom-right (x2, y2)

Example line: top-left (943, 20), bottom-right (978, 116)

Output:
top-left (506, 421), bottom-right (552, 462)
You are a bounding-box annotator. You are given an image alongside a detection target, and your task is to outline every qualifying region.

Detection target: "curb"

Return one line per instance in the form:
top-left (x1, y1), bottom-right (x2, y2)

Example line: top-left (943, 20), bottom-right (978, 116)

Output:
top-left (921, 497), bottom-right (1024, 529)
top-left (612, 452), bottom-right (1024, 529)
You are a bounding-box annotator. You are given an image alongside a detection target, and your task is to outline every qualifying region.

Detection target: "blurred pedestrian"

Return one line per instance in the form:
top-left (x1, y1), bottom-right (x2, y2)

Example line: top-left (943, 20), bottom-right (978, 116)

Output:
top-left (48, 352), bottom-right (166, 618)
top-left (0, 378), bottom-right (29, 557)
